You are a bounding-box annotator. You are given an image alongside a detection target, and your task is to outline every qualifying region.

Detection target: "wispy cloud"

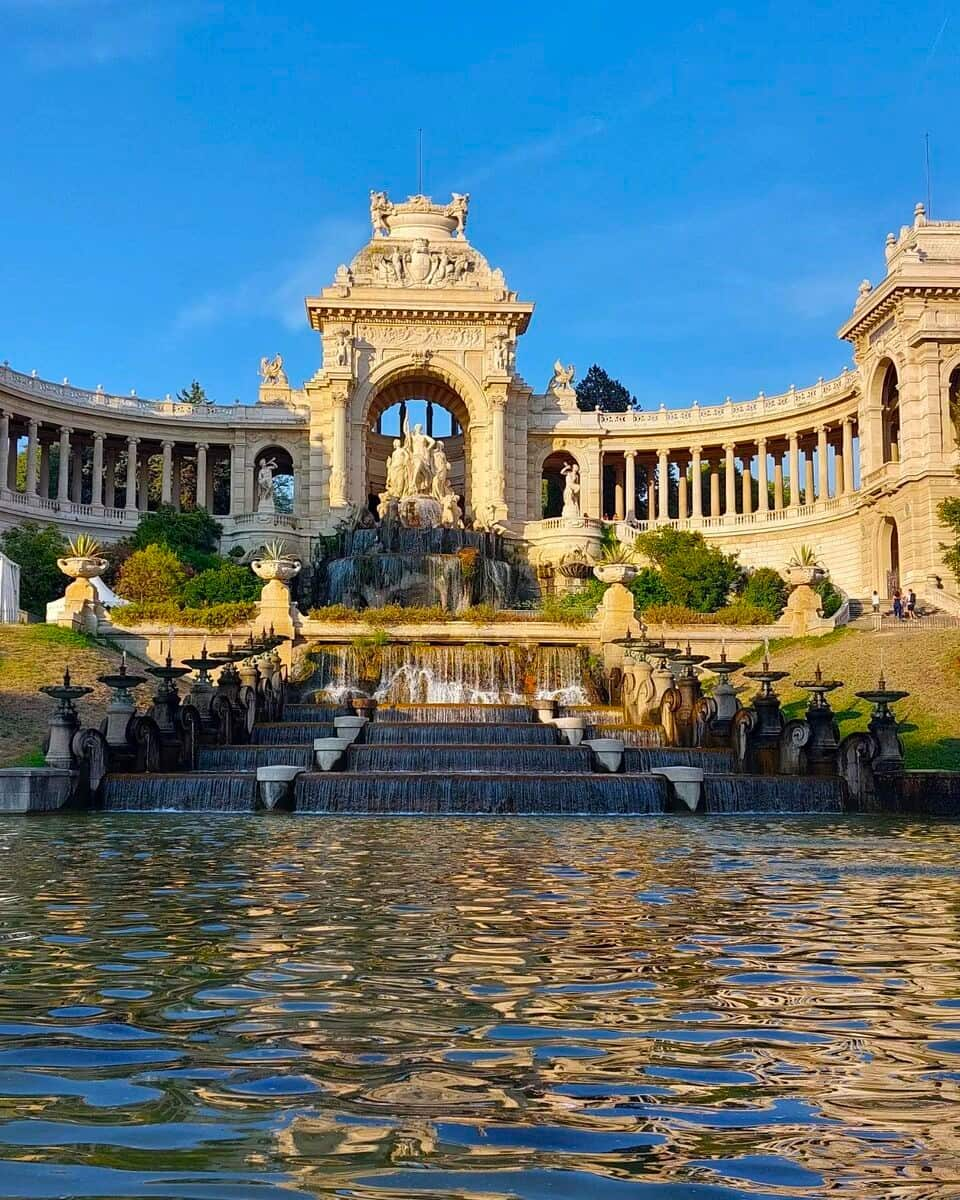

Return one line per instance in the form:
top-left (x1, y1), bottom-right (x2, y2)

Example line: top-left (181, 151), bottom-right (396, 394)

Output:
top-left (464, 117), bottom-right (607, 185)
top-left (3, 0), bottom-right (220, 69)
top-left (172, 217), bottom-right (366, 335)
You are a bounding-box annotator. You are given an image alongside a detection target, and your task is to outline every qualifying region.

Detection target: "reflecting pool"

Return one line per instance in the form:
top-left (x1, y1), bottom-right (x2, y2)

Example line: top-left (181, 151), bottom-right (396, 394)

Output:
top-left (0, 815), bottom-right (958, 1198)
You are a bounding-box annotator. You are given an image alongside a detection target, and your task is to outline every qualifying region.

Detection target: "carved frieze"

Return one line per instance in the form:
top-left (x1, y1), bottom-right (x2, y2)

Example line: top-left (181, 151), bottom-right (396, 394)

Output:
top-left (355, 323), bottom-right (484, 349)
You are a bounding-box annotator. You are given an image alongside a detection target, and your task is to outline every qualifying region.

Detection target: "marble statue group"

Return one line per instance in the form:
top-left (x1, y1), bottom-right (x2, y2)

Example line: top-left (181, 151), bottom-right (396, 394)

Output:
top-left (380, 421), bottom-right (463, 529)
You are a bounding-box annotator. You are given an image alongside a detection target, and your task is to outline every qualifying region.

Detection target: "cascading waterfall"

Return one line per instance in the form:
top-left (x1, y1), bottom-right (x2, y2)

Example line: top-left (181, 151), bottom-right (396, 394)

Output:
top-left (198, 745), bottom-right (315, 771)
top-left (102, 774), bottom-right (258, 812)
top-left (624, 747), bottom-right (737, 773)
top-left (366, 722), bottom-right (558, 745)
top-left (252, 722), bottom-right (337, 745)
top-left (347, 745), bottom-right (595, 774)
top-left (702, 775), bottom-right (845, 814)
top-left (376, 704), bottom-right (535, 723)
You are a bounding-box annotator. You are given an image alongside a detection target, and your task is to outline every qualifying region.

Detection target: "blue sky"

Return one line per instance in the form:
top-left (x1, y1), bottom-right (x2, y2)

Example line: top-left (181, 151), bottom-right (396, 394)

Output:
top-left (2, 1), bottom-right (957, 408)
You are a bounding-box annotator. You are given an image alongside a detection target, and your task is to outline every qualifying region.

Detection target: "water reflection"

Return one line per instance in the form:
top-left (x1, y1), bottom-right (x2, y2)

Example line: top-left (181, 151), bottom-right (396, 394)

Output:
top-left (0, 816), bottom-right (958, 1198)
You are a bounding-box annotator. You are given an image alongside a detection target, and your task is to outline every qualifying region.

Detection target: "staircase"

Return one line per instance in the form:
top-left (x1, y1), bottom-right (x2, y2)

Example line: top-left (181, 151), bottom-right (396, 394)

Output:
top-left (99, 696), bottom-right (845, 816)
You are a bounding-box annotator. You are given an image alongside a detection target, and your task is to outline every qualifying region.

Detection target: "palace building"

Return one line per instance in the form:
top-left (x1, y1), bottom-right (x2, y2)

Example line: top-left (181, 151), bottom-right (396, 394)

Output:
top-left (1, 192), bottom-right (958, 605)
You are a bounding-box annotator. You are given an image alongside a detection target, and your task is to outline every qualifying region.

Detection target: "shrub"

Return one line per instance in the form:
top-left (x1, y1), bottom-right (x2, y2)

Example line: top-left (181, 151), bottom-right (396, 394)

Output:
top-left (815, 577), bottom-right (843, 618)
top-left (634, 527), bottom-right (741, 612)
top-left (116, 545), bottom-right (187, 603)
top-left (98, 537), bottom-right (134, 584)
top-left (643, 601), bottom-right (774, 626)
top-left (630, 567), bottom-right (670, 611)
top-left (0, 522), bottom-right (66, 615)
top-left (539, 578), bottom-right (606, 623)
top-left (180, 561), bottom-right (260, 607)
top-left (741, 567), bottom-right (788, 618)
top-left (713, 600), bottom-right (777, 626)
top-left (131, 505), bottom-right (222, 570)
top-left (111, 600), bottom-right (256, 630)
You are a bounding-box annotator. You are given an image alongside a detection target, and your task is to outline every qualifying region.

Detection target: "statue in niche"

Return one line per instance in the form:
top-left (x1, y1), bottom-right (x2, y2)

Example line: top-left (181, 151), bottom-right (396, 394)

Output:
top-left (446, 192), bottom-right (469, 237)
top-left (256, 457), bottom-right (278, 510)
top-left (560, 461), bottom-right (581, 520)
top-left (370, 190), bottom-right (392, 237)
top-left (259, 354), bottom-right (287, 387)
top-left (334, 329), bottom-right (352, 368)
top-left (491, 334), bottom-right (509, 373)
top-left (408, 423), bottom-right (438, 494)
top-left (550, 361), bottom-right (576, 392)
top-left (431, 441), bottom-right (451, 501)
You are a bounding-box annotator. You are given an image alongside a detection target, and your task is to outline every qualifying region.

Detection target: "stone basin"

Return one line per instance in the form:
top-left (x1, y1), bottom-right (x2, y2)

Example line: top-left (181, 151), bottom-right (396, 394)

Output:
top-left (585, 738), bottom-right (625, 774)
top-left (0, 768), bottom-right (75, 813)
top-left (333, 715), bottom-right (369, 744)
top-left (650, 766), bottom-right (705, 812)
top-left (553, 716), bottom-right (587, 747)
top-left (256, 765), bottom-right (304, 811)
top-left (313, 737), bottom-right (350, 772)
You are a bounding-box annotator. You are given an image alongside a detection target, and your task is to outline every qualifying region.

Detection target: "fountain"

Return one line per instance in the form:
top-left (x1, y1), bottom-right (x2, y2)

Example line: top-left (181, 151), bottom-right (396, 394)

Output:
top-left (669, 640), bottom-right (709, 746)
top-left (738, 649), bottom-right (790, 773)
top-left (181, 643), bottom-right (229, 723)
top-left (698, 643), bottom-right (745, 742)
top-left (97, 654), bottom-right (148, 748)
top-left (145, 641), bottom-right (191, 735)
top-left (39, 666), bottom-right (92, 768)
top-left (794, 662), bottom-right (843, 776)
top-left (856, 670), bottom-right (910, 773)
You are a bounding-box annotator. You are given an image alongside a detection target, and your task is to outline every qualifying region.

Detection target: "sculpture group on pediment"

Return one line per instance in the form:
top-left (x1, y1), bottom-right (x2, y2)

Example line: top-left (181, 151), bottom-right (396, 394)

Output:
top-left (370, 190), bottom-right (393, 237)
top-left (259, 354), bottom-right (287, 387)
top-left (369, 242), bottom-right (473, 289)
top-left (550, 360), bottom-right (576, 393)
top-left (446, 192), bottom-right (469, 237)
top-left (379, 420), bottom-right (463, 529)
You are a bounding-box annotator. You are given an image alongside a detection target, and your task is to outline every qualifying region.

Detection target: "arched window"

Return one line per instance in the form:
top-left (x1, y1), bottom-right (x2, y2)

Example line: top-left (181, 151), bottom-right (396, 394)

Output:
top-left (949, 365), bottom-right (960, 446)
top-left (880, 362), bottom-right (900, 464)
top-left (254, 445), bottom-right (295, 514)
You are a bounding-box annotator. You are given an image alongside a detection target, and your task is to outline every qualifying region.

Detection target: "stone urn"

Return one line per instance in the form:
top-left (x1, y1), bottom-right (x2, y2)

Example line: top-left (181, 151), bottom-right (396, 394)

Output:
top-left (593, 563), bottom-right (638, 586)
top-left (57, 554), bottom-right (108, 582)
top-left (251, 556), bottom-right (302, 586)
top-left (784, 565), bottom-right (823, 588)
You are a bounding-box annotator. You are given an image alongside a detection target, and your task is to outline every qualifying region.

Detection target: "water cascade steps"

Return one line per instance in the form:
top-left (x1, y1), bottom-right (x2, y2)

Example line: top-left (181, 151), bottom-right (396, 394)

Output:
top-left (99, 697), bottom-right (848, 816)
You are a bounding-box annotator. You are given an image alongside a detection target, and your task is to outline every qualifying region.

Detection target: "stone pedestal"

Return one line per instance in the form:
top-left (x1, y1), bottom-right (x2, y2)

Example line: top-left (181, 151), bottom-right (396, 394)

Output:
top-left (257, 578), bottom-right (300, 639)
top-left (598, 583), bottom-right (640, 666)
top-left (56, 577), bottom-right (104, 634)
top-left (780, 584), bottom-right (825, 637)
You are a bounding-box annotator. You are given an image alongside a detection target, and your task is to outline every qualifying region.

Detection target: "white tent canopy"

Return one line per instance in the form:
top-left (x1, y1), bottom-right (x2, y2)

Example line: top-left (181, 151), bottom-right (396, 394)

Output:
top-left (0, 552), bottom-right (21, 622)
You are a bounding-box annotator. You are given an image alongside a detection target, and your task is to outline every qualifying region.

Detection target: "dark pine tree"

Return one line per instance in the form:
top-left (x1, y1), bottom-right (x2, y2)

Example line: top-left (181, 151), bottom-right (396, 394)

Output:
top-left (176, 380), bottom-right (211, 406)
top-left (575, 364), bottom-right (636, 413)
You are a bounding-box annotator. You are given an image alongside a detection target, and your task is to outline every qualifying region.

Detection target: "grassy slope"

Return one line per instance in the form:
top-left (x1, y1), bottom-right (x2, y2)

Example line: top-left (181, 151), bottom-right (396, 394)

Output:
top-left (0, 626), bottom-right (123, 767)
top-left (742, 626), bottom-right (960, 770)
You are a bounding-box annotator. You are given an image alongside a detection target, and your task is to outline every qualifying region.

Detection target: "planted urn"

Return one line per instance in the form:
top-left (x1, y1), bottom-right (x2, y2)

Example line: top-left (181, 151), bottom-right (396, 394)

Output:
top-left (58, 534), bottom-right (108, 580)
top-left (251, 539), bottom-right (302, 584)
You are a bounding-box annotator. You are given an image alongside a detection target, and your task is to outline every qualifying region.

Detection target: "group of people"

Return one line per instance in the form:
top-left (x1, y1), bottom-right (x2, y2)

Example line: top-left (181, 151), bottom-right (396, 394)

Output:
top-left (871, 587), bottom-right (919, 621)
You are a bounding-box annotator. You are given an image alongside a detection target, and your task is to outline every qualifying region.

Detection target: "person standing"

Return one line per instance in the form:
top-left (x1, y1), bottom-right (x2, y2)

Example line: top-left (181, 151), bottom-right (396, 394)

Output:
top-left (906, 588), bottom-right (918, 620)
top-left (871, 589), bottom-right (880, 615)
top-left (892, 588), bottom-right (903, 620)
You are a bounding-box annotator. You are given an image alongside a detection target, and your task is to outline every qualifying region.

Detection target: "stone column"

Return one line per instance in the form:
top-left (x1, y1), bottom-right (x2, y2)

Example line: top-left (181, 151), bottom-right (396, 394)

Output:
top-left (25, 419), bottom-right (39, 495)
top-left (817, 425), bottom-right (829, 502)
top-left (624, 450), bottom-right (637, 521)
top-left (196, 443), bottom-right (208, 510)
top-left (842, 416), bottom-right (854, 494)
top-left (677, 459), bottom-right (688, 520)
top-left (39, 442), bottom-right (50, 498)
top-left (724, 443), bottom-right (737, 515)
top-left (0, 412), bottom-right (8, 492)
top-left (125, 437), bottom-right (138, 512)
top-left (788, 434), bottom-right (800, 508)
top-left (741, 452), bottom-right (753, 515)
top-left (329, 394), bottom-right (349, 508)
top-left (709, 458), bottom-right (720, 517)
top-left (613, 460), bottom-right (625, 521)
top-left (161, 441), bottom-right (174, 504)
top-left (490, 394), bottom-right (507, 516)
top-left (757, 437), bottom-right (769, 513)
top-left (804, 445), bottom-right (816, 506)
top-left (57, 427), bottom-right (71, 501)
top-left (104, 449), bottom-right (116, 509)
top-left (70, 446), bottom-right (83, 503)
top-left (647, 461), bottom-right (656, 522)
top-left (91, 433), bottom-right (104, 508)
top-left (774, 455), bottom-right (784, 510)
top-left (691, 446), bottom-right (702, 519)
top-left (834, 434), bottom-right (845, 496)
top-left (657, 448), bottom-right (669, 521)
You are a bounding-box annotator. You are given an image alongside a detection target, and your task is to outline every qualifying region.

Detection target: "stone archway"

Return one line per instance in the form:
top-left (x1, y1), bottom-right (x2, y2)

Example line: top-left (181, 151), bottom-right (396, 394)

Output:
top-left (877, 515), bottom-right (900, 596)
top-left (540, 449), bottom-right (579, 518)
top-left (252, 444), bottom-right (295, 514)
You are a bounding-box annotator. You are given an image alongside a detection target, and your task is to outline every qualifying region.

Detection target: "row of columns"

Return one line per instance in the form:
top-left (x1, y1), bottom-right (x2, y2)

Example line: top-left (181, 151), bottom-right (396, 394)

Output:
top-left (607, 419), bottom-right (857, 522)
top-left (0, 411), bottom-right (229, 515)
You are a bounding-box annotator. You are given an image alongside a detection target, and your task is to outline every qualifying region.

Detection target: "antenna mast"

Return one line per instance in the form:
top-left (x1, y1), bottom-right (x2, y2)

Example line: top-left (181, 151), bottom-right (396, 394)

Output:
top-left (925, 132), bottom-right (932, 217)
top-left (417, 128), bottom-right (423, 195)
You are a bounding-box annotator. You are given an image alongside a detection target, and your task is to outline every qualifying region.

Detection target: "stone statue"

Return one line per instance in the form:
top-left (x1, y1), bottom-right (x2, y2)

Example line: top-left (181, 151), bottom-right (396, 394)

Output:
top-left (431, 441), bottom-right (451, 501)
top-left (560, 461), bottom-right (581, 520)
top-left (370, 190), bottom-right (392, 237)
top-left (408, 423), bottom-right (437, 494)
top-left (256, 457), bottom-right (277, 510)
top-left (446, 192), bottom-right (469, 237)
top-left (550, 361), bottom-right (575, 392)
top-left (440, 490), bottom-right (463, 529)
top-left (335, 329), bottom-right (352, 368)
top-left (385, 438), bottom-right (411, 497)
top-left (491, 334), bottom-right (509, 373)
top-left (259, 354), bottom-right (287, 387)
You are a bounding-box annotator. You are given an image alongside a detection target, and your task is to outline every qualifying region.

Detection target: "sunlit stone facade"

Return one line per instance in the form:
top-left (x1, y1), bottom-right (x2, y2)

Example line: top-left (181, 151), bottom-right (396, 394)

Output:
top-left (1, 195), bottom-right (958, 604)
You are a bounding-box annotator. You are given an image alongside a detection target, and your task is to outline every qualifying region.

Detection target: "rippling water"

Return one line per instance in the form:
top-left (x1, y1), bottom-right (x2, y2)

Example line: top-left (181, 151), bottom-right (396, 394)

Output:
top-left (1, 815), bottom-right (959, 1198)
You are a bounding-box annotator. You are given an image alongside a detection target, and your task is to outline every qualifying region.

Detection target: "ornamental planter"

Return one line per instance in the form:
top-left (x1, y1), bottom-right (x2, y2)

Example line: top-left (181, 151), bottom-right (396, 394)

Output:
top-left (250, 557), bottom-right (302, 585)
top-left (57, 555), bottom-right (108, 581)
top-left (593, 563), bottom-right (638, 586)
top-left (784, 565), bottom-right (823, 588)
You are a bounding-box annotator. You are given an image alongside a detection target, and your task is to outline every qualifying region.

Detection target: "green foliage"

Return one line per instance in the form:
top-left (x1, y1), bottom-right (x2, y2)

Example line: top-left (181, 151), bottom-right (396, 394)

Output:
top-left (939, 496), bottom-right (960, 586)
top-left (176, 379), bottom-right (211, 406)
top-left (741, 567), bottom-right (788, 618)
top-left (539, 578), bottom-right (606, 624)
top-left (111, 600), bottom-right (256, 630)
top-left (97, 538), bottom-right (134, 584)
top-left (644, 601), bottom-right (773, 626)
top-left (575, 364), bottom-right (637, 413)
top-left (131, 505), bottom-right (222, 568)
top-left (788, 543), bottom-right (821, 567)
top-left (116, 544), bottom-right (187, 603)
top-left (180, 561), bottom-right (261, 607)
top-left (0, 522), bottom-right (66, 615)
top-left (67, 533), bottom-right (101, 558)
top-left (634, 527), bottom-right (741, 612)
top-left (629, 566), bottom-right (670, 611)
top-left (815, 577), bottom-right (844, 618)
top-left (713, 600), bottom-right (777, 625)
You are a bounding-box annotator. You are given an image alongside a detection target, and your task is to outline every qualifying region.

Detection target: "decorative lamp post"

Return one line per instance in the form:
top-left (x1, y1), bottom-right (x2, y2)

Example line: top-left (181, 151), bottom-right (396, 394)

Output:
top-left (39, 667), bottom-right (93, 768)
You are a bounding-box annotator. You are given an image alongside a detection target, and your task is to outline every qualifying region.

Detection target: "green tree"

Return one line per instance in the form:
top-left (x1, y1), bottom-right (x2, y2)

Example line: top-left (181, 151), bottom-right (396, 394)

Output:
top-left (635, 527), bottom-right (741, 612)
top-left (575, 364), bottom-right (637, 413)
top-left (629, 566), bottom-right (670, 611)
top-left (0, 522), bottom-right (67, 615)
top-left (741, 567), bottom-right (788, 619)
top-left (116, 544), bottom-right (187, 603)
top-left (938, 372), bottom-right (960, 585)
top-left (177, 380), bottom-right (211, 406)
top-left (180, 561), bottom-right (260, 607)
top-left (131, 505), bottom-right (222, 570)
